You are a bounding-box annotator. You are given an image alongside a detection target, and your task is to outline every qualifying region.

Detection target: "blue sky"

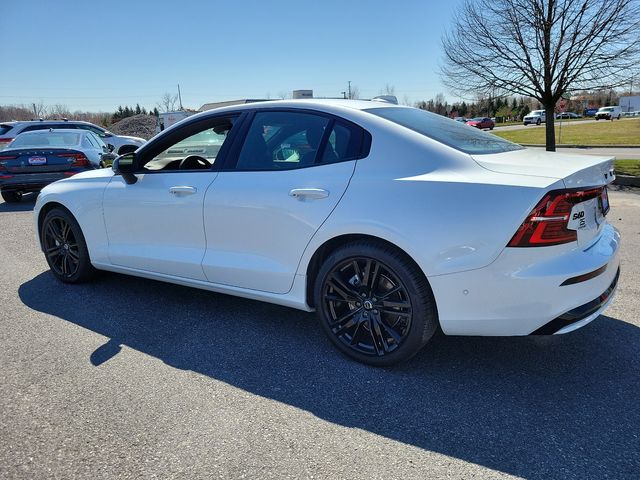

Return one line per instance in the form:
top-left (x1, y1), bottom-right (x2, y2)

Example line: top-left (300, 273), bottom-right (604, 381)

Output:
top-left (2, 0), bottom-right (465, 112)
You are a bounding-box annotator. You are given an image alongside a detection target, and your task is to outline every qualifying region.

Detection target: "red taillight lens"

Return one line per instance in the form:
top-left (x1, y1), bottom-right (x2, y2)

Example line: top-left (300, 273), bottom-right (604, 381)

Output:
top-left (508, 187), bottom-right (604, 247)
top-left (0, 138), bottom-right (13, 143)
top-left (55, 152), bottom-right (90, 167)
top-left (0, 155), bottom-right (16, 175)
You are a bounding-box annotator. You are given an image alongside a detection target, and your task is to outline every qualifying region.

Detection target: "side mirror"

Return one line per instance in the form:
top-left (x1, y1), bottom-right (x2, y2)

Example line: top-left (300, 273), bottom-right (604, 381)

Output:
top-left (112, 152), bottom-right (138, 185)
top-left (107, 143), bottom-right (115, 152)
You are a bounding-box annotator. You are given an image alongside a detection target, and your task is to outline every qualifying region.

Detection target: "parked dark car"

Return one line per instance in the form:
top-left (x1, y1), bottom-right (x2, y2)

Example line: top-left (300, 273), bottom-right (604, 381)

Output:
top-left (583, 108), bottom-right (599, 117)
top-left (0, 129), bottom-right (114, 203)
top-left (465, 117), bottom-right (495, 130)
top-left (556, 112), bottom-right (582, 119)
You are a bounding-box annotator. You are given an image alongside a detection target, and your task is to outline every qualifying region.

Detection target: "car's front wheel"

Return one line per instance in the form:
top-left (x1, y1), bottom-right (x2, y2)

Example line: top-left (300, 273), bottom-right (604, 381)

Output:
top-left (536, 118), bottom-right (541, 125)
top-left (314, 241), bottom-right (438, 366)
top-left (1, 190), bottom-right (22, 203)
top-left (41, 207), bottom-right (97, 283)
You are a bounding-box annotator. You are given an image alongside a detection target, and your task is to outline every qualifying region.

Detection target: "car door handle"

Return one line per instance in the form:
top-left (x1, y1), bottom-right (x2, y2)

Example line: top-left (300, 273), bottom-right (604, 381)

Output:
top-left (169, 186), bottom-right (197, 196)
top-left (288, 188), bottom-right (329, 200)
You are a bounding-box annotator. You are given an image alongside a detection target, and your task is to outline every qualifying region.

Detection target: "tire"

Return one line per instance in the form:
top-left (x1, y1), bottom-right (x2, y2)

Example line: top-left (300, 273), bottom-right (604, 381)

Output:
top-left (490, 126), bottom-right (494, 130)
top-left (41, 207), bottom-right (97, 283)
top-left (313, 240), bottom-right (438, 367)
top-left (536, 118), bottom-right (541, 125)
top-left (617, 115), bottom-right (621, 120)
top-left (1, 190), bottom-right (22, 203)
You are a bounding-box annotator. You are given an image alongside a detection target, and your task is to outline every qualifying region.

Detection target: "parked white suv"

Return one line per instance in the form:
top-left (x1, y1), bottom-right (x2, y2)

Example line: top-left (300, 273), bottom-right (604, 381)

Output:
top-left (523, 110), bottom-right (546, 125)
top-left (595, 106), bottom-right (622, 120)
top-left (0, 120), bottom-right (145, 153)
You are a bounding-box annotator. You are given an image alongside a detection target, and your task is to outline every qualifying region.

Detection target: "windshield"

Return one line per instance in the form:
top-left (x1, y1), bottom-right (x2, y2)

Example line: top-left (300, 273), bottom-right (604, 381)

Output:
top-left (10, 132), bottom-right (81, 148)
top-left (600, 107), bottom-right (614, 112)
top-left (366, 107), bottom-right (523, 155)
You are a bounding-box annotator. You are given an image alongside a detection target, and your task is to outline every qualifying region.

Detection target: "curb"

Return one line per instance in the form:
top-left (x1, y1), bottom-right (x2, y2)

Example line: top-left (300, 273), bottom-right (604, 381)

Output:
top-left (613, 175), bottom-right (640, 187)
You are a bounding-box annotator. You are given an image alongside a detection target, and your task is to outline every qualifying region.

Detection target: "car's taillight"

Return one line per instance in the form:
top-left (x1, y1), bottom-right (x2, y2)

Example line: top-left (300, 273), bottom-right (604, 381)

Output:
top-left (0, 154), bottom-right (16, 176)
top-left (0, 138), bottom-right (13, 144)
top-left (508, 187), bottom-right (604, 247)
top-left (56, 152), bottom-right (90, 167)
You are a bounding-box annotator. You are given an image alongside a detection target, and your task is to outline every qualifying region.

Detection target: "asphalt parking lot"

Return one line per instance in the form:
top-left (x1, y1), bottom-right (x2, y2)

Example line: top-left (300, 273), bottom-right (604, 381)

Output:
top-left (1, 189), bottom-right (639, 480)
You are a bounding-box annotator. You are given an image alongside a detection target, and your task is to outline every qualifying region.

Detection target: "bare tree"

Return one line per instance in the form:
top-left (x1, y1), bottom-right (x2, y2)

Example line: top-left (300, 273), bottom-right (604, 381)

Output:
top-left (441, 0), bottom-right (640, 150)
top-left (350, 85), bottom-right (360, 100)
top-left (49, 104), bottom-right (71, 119)
top-left (0, 105), bottom-right (33, 122)
top-left (32, 100), bottom-right (48, 119)
top-left (380, 84), bottom-right (396, 96)
top-left (157, 92), bottom-right (179, 112)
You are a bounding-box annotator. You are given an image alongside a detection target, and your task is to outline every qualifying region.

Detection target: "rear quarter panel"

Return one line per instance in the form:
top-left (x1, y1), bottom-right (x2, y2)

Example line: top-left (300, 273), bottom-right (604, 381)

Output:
top-left (297, 123), bottom-right (562, 278)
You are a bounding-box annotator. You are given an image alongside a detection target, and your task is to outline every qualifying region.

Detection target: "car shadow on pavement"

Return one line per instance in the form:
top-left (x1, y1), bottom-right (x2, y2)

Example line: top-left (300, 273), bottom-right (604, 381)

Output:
top-left (18, 271), bottom-right (640, 479)
top-left (0, 193), bottom-right (37, 212)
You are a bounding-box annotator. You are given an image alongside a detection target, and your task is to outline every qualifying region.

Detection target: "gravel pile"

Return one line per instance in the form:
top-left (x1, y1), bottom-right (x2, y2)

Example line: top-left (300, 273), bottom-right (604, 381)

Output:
top-left (109, 114), bottom-right (157, 140)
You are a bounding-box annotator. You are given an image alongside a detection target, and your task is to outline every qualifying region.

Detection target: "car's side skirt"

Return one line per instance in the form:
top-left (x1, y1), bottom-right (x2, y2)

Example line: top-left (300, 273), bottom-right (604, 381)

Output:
top-left (91, 262), bottom-right (314, 312)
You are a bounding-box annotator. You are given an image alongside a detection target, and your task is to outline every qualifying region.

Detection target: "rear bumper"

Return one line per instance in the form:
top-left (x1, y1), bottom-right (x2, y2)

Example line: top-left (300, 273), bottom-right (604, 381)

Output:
top-left (531, 267), bottom-right (619, 334)
top-left (429, 223), bottom-right (621, 336)
top-left (0, 173), bottom-right (68, 192)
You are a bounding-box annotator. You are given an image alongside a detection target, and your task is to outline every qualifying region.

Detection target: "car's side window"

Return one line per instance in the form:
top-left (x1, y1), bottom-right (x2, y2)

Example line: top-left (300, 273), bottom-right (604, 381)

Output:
top-left (22, 125), bottom-right (50, 133)
top-left (235, 111), bottom-right (331, 171)
top-left (141, 116), bottom-right (237, 172)
top-left (87, 132), bottom-right (105, 148)
top-left (234, 111), bottom-right (368, 171)
top-left (82, 125), bottom-right (106, 136)
top-left (325, 121), bottom-right (364, 162)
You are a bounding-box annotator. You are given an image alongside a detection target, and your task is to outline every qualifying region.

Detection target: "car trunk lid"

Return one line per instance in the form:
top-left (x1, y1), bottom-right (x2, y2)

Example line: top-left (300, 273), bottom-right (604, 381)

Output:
top-left (471, 149), bottom-right (615, 188)
top-left (475, 149), bottom-right (616, 249)
top-left (0, 149), bottom-right (83, 174)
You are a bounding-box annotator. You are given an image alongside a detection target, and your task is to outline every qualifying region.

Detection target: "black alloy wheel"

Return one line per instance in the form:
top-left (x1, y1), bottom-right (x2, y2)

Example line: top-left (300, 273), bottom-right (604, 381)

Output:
top-left (41, 208), bottom-right (96, 283)
top-left (315, 241), bottom-right (438, 366)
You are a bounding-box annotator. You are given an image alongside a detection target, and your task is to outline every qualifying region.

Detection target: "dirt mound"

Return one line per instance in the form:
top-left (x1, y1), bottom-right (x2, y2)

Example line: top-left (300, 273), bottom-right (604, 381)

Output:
top-left (109, 114), bottom-right (156, 140)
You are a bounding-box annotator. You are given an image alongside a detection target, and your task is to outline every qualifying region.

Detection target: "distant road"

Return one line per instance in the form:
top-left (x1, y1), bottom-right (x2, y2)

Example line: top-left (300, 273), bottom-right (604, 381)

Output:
top-left (494, 118), bottom-right (632, 132)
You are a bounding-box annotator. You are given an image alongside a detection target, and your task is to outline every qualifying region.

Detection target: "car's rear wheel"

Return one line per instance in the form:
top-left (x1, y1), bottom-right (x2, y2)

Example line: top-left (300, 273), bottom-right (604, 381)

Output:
top-left (1, 190), bottom-right (22, 203)
top-left (41, 208), bottom-right (96, 283)
top-left (314, 241), bottom-right (438, 366)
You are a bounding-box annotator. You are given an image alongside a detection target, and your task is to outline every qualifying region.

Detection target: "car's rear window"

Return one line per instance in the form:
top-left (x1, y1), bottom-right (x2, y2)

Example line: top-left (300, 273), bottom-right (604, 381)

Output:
top-left (10, 132), bottom-right (81, 148)
top-left (0, 124), bottom-right (14, 136)
top-left (366, 107), bottom-right (523, 155)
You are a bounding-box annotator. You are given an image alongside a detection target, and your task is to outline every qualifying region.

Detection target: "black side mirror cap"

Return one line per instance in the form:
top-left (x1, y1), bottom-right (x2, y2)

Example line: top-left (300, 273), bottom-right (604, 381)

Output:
top-left (107, 143), bottom-right (115, 152)
top-left (112, 154), bottom-right (138, 185)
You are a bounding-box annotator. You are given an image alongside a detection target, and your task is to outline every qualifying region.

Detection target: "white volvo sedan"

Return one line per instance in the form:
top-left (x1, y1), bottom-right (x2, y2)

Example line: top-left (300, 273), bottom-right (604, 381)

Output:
top-left (33, 100), bottom-right (620, 366)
